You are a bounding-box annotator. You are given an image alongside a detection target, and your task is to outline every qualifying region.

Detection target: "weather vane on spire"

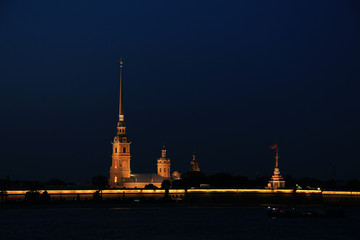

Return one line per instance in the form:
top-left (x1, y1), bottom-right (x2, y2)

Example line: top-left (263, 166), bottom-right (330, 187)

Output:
top-left (118, 58), bottom-right (124, 122)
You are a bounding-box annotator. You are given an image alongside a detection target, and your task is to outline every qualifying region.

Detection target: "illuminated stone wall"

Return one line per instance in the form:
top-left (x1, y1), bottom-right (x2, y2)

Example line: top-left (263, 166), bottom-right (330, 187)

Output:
top-left (4, 189), bottom-right (360, 205)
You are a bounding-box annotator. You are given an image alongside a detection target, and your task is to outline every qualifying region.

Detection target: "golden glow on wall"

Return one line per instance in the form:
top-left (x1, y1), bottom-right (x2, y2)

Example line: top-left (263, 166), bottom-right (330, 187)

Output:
top-left (114, 176), bottom-right (117, 183)
top-left (322, 191), bottom-right (360, 195)
top-left (295, 190), bottom-right (322, 194)
top-left (186, 189), bottom-right (294, 194)
top-left (4, 189), bottom-right (360, 196)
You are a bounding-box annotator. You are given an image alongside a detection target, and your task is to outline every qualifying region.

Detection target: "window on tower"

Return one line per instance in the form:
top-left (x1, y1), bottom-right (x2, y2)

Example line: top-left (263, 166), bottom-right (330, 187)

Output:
top-left (159, 168), bottom-right (161, 173)
top-left (164, 168), bottom-right (166, 172)
top-left (114, 176), bottom-right (117, 183)
top-left (115, 148), bottom-right (117, 153)
top-left (123, 147), bottom-right (126, 153)
top-left (114, 161), bottom-right (117, 169)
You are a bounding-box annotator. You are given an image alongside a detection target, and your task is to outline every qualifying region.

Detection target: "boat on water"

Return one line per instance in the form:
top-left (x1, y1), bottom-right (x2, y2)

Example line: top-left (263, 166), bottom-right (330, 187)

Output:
top-left (266, 206), bottom-right (345, 218)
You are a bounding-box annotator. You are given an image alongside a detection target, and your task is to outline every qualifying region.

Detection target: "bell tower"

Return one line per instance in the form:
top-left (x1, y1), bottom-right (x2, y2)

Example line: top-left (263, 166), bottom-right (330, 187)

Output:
top-left (157, 145), bottom-right (171, 178)
top-left (109, 59), bottom-right (131, 187)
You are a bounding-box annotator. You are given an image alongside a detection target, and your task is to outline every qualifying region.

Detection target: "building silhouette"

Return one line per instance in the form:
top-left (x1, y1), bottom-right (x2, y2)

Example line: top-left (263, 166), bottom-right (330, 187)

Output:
top-left (190, 153), bottom-right (200, 172)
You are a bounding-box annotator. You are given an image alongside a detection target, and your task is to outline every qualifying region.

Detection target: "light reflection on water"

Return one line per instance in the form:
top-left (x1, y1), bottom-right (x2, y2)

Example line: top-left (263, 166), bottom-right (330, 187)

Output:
top-left (1, 206), bottom-right (359, 240)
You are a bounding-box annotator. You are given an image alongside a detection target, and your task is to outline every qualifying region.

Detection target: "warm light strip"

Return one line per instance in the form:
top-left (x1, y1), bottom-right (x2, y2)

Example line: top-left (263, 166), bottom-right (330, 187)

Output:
top-left (6, 189), bottom-right (167, 195)
top-left (4, 189), bottom-right (360, 195)
top-left (5, 189), bottom-right (292, 195)
top-left (6, 190), bottom-right (96, 195)
top-left (186, 189), bottom-right (294, 193)
top-left (295, 190), bottom-right (322, 194)
top-left (322, 191), bottom-right (360, 195)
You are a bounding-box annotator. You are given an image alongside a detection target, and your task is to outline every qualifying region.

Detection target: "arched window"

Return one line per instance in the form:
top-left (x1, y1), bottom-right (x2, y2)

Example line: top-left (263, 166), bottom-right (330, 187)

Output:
top-left (164, 168), bottom-right (166, 172)
top-left (115, 148), bottom-right (117, 153)
top-left (159, 168), bottom-right (161, 173)
top-left (123, 161), bottom-right (127, 168)
top-left (114, 161), bottom-right (118, 169)
top-left (114, 176), bottom-right (117, 183)
top-left (123, 147), bottom-right (126, 153)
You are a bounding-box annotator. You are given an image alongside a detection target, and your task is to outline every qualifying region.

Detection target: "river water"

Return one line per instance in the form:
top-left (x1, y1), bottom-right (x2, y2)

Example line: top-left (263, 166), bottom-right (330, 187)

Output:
top-left (1, 205), bottom-right (359, 239)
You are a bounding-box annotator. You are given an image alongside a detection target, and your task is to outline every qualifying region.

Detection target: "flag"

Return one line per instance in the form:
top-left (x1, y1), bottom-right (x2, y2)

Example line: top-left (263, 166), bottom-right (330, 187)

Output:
top-left (269, 144), bottom-right (278, 149)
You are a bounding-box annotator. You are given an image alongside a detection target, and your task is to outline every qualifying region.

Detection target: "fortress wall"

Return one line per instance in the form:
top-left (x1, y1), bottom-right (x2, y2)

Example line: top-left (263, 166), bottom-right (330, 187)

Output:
top-left (2, 189), bottom-right (360, 205)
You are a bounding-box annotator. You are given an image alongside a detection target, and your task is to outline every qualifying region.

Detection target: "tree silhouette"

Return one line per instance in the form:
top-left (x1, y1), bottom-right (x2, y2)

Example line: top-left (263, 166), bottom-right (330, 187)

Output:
top-left (92, 191), bottom-right (102, 201)
top-left (144, 184), bottom-right (158, 189)
top-left (161, 180), bottom-right (171, 200)
top-left (0, 190), bottom-right (7, 203)
top-left (91, 175), bottom-right (108, 190)
top-left (24, 190), bottom-right (40, 202)
top-left (161, 180), bottom-right (171, 189)
top-left (40, 190), bottom-right (51, 202)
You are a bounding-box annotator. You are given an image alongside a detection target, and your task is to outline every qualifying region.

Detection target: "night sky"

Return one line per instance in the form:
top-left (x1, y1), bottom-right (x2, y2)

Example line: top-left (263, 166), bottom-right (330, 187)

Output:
top-left (1, 1), bottom-right (360, 182)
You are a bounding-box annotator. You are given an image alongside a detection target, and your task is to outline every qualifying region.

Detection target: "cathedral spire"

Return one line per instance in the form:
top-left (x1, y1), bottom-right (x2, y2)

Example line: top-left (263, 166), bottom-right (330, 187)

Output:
top-left (117, 59), bottom-right (126, 135)
top-left (119, 58), bottom-right (124, 122)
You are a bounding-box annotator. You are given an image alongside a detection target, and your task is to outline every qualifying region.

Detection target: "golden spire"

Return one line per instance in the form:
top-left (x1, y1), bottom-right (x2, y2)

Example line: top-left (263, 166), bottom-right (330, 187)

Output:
top-left (119, 58), bottom-right (124, 122)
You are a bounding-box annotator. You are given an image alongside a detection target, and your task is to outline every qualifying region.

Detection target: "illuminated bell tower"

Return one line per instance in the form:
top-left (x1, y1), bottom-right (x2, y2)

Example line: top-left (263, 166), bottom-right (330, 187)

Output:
top-left (157, 145), bottom-right (171, 178)
top-left (109, 59), bottom-right (131, 187)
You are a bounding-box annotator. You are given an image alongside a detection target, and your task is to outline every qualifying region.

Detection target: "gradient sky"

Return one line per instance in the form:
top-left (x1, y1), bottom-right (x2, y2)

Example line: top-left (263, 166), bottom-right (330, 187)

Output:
top-left (1, 0), bottom-right (360, 182)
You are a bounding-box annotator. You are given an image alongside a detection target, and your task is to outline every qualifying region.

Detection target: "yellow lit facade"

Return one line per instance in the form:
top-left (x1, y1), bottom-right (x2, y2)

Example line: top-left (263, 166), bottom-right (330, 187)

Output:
top-left (157, 145), bottom-right (171, 178)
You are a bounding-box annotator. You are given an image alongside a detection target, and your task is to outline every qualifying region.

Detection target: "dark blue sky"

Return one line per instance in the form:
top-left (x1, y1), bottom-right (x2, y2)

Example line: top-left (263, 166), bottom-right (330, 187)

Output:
top-left (1, 1), bottom-right (360, 182)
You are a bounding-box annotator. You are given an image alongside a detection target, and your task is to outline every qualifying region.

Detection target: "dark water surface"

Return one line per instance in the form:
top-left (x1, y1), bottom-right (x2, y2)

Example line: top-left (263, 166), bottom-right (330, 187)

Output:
top-left (1, 205), bottom-right (359, 239)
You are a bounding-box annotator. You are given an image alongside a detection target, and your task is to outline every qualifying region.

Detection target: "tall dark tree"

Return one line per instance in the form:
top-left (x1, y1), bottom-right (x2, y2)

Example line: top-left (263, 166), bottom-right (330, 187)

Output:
top-left (161, 180), bottom-right (171, 200)
top-left (91, 175), bottom-right (108, 190)
top-left (161, 180), bottom-right (171, 189)
top-left (182, 171), bottom-right (207, 188)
